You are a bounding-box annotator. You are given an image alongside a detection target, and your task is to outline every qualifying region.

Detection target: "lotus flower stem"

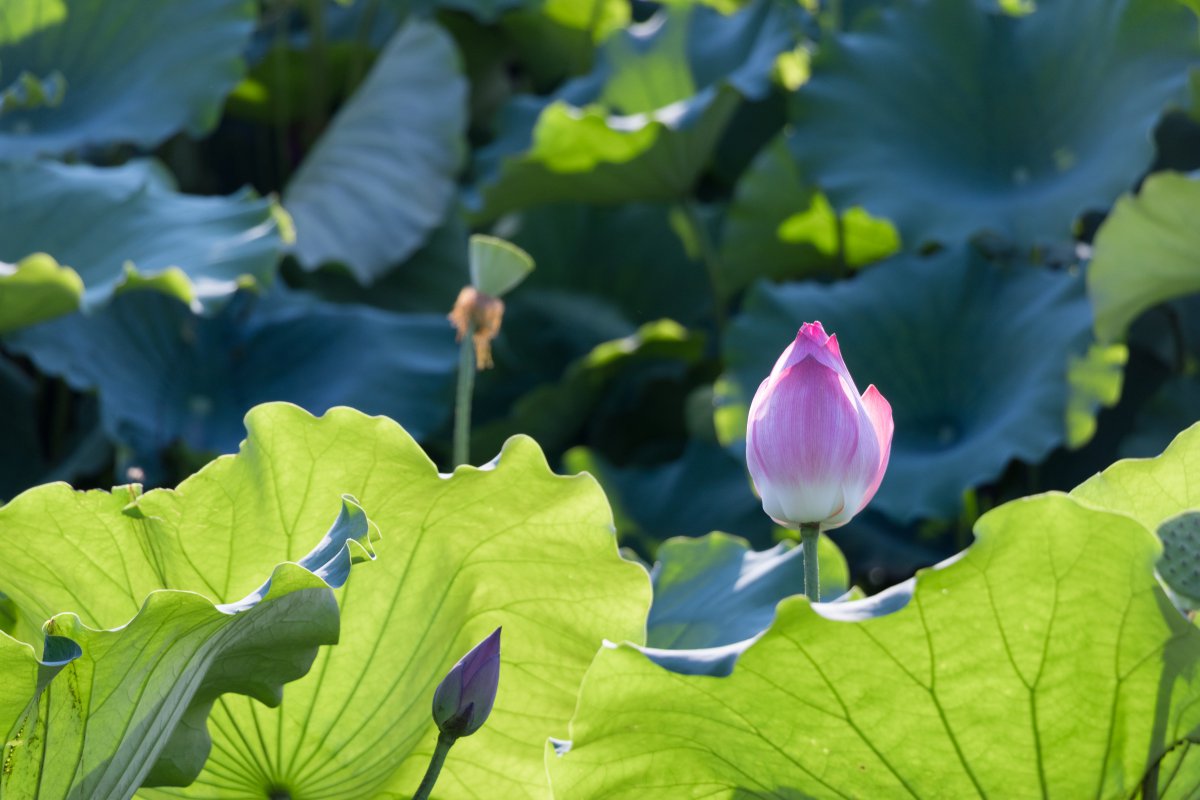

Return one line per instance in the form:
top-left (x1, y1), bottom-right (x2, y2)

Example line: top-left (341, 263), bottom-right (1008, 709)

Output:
top-left (800, 522), bottom-right (820, 602)
top-left (453, 320), bottom-right (476, 466)
top-left (412, 730), bottom-right (456, 800)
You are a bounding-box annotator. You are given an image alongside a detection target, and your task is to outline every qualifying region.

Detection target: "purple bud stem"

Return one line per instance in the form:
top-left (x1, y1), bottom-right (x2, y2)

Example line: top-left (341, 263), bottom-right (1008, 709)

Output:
top-left (800, 522), bottom-right (820, 602)
top-left (412, 730), bottom-right (456, 800)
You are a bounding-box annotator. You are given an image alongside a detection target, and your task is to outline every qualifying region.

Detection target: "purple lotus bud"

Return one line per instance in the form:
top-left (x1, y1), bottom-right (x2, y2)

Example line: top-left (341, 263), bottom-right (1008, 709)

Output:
top-left (431, 628), bottom-right (501, 739)
top-left (747, 321), bottom-right (893, 530)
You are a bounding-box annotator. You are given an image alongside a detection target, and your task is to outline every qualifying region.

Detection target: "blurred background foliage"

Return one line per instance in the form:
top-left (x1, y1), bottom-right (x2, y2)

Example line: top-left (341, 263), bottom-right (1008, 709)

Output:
top-left (2, 0), bottom-right (1199, 590)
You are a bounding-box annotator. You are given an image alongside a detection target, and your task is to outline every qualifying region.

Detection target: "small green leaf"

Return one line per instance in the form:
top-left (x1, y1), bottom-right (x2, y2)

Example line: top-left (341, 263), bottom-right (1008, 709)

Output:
top-left (470, 234), bottom-right (535, 297)
top-left (0, 253), bottom-right (82, 334)
top-left (1089, 172), bottom-right (1200, 343)
top-left (719, 133), bottom-right (899, 298)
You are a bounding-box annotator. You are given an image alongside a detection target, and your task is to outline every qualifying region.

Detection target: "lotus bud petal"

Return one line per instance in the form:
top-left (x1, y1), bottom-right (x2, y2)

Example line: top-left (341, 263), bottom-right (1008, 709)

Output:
top-left (746, 321), bottom-right (893, 530)
top-left (431, 627), bottom-right (501, 739)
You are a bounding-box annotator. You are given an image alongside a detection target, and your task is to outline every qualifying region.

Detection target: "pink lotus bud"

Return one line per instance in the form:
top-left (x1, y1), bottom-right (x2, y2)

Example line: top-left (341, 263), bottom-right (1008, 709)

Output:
top-left (431, 628), bottom-right (501, 739)
top-left (746, 321), bottom-right (893, 530)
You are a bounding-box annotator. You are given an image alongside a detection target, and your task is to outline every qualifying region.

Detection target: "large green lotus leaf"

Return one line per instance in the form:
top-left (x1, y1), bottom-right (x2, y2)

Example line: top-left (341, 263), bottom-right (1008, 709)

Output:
top-left (1073, 420), bottom-right (1200, 534)
top-left (0, 0), bottom-right (254, 158)
top-left (134, 403), bottom-right (650, 800)
top-left (0, 477), bottom-right (377, 796)
top-left (284, 20), bottom-right (467, 283)
top-left (1089, 172), bottom-right (1200, 344)
top-left (0, 253), bottom-right (82, 334)
top-left (548, 491), bottom-right (1200, 798)
top-left (719, 133), bottom-right (898, 299)
top-left (790, 0), bottom-right (1200, 250)
top-left (468, 0), bottom-right (801, 218)
top-left (725, 246), bottom-right (1093, 521)
top-left (0, 160), bottom-right (285, 314)
top-left (6, 289), bottom-right (457, 481)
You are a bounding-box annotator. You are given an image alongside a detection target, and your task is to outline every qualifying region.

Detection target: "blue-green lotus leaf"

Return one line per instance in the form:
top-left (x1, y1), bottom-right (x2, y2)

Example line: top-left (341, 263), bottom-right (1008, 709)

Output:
top-left (0, 481), bottom-right (377, 796)
top-left (508, 202), bottom-right (713, 326)
top-left (791, 0), bottom-right (1200, 249)
top-left (725, 246), bottom-right (1093, 522)
top-left (468, 0), bottom-right (803, 218)
top-left (549, 492), bottom-right (1200, 798)
top-left (0, 357), bottom-right (107, 503)
top-left (136, 404), bottom-right (650, 800)
top-left (565, 440), bottom-right (777, 550)
top-left (639, 531), bottom-right (850, 676)
top-left (0, 0), bottom-right (255, 158)
top-left (0, 160), bottom-right (285, 316)
top-left (6, 288), bottom-right (457, 481)
top-left (284, 20), bottom-right (467, 282)
top-left (475, 319), bottom-right (705, 460)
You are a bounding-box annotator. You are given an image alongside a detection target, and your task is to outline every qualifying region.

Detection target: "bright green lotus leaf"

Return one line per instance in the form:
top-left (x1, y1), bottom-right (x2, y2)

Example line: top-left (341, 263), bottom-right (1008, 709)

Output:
top-left (725, 246), bottom-right (1093, 522)
top-left (470, 234), bottom-right (534, 297)
top-left (719, 134), bottom-right (898, 299)
top-left (549, 491), bottom-right (1200, 798)
top-left (1065, 342), bottom-right (1128, 448)
top-left (0, 0), bottom-right (255, 158)
top-left (790, 0), bottom-right (1200, 250)
top-left (468, 0), bottom-right (802, 219)
top-left (0, 160), bottom-right (285, 313)
top-left (0, 68), bottom-right (64, 114)
top-left (284, 20), bottom-right (467, 282)
top-left (499, 0), bottom-right (630, 89)
top-left (1073, 420), bottom-right (1200, 532)
top-left (0, 253), bottom-right (82, 334)
top-left (135, 403), bottom-right (651, 800)
top-left (1089, 172), bottom-right (1200, 344)
top-left (7, 288), bottom-right (458, 483)
top-left (0, 479), bottom-right (378, 796)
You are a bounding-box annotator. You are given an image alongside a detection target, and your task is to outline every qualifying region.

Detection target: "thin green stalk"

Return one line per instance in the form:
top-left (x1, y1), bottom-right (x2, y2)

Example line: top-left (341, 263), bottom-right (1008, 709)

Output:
top-left (453, 322), bottom-right (477, 466)
top-left (800, 522), bottom-right (820, 602)
top-left (678, 200), bottom-right (727, 331)
top-left (413, 731), bottom-right (457, 800)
